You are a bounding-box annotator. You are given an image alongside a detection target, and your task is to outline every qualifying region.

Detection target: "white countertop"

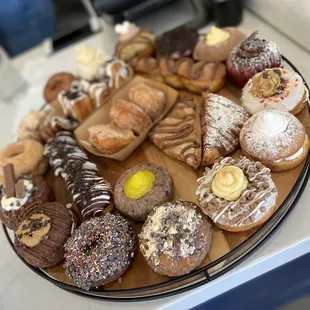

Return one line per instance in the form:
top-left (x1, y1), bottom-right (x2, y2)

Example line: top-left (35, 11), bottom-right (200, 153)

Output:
top-left (1, 10), bottom-right (310, 310)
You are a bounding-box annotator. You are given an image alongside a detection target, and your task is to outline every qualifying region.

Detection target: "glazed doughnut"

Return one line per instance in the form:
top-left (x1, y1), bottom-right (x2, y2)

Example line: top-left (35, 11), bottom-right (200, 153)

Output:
top-left (240, 110), bottom-right (309, 171)
top-left (43, 72), bottom-right (77, 103)
top-left (0, 139), bottom-right (47, 184)
top-left (196, 157), bottom-right (278, 232)
top-left (64, 213), bottom-right (136, 290)
top-left (241, 68), bottom-right (308, 115)
top-left (139, 200), bottom-right (213, 277)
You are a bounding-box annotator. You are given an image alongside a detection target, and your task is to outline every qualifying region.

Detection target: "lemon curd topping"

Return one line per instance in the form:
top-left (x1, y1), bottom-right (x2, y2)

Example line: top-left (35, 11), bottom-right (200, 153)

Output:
top-left (124, 170), bottom-right (156, 199)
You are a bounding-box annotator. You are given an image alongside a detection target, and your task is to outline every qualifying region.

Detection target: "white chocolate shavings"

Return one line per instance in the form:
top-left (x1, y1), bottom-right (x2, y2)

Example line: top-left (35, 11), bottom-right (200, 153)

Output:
top-left (196, 157), bottom-right (278, 227)
top-left (139, 201), bottom-right (202, 266)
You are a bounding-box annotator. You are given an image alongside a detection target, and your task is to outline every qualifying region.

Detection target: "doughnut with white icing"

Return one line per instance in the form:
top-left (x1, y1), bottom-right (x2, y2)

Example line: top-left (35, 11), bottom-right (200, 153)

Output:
top-left (240, 110), bottom-right (309, 171)
top-left (196, 156), bottom-right (278, 232)
top-left (241, 68), bottom-right (308, 115)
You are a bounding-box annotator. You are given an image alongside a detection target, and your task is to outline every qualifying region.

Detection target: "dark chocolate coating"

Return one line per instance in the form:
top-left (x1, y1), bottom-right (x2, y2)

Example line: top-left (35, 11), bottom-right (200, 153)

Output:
top-left (14, 202), bottom-right (73, 268)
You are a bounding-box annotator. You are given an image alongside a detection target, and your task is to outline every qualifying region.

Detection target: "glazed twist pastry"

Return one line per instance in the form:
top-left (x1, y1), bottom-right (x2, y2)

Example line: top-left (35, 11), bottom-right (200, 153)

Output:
top-left (129, 56), bottom-right (226, 93)
top-left (44, 131), bottom-right (113, 219)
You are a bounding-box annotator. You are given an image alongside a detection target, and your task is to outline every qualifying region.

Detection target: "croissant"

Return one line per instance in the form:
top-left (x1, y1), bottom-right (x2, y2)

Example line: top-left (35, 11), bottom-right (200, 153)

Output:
top-left (128, 83), bottom-right (165, 120)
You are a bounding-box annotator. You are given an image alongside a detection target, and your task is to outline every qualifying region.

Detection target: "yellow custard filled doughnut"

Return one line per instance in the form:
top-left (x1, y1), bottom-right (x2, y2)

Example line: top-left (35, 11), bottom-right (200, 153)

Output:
top-left (196, 156), bottom-right (278, 232)
top-left (124, 170), bottom-right (156, 199)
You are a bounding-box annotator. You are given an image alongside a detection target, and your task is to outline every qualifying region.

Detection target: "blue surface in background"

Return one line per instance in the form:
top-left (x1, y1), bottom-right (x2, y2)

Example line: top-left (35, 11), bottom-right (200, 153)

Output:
top-left (0, 0), bottom-right (56, 56)
top-left (191, 253), bottom-right (310, 310)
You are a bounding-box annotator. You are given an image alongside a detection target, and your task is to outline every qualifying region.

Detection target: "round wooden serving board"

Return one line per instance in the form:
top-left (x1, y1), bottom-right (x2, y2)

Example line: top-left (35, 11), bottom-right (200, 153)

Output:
top-left (41, 80), bottom-right (310, 297)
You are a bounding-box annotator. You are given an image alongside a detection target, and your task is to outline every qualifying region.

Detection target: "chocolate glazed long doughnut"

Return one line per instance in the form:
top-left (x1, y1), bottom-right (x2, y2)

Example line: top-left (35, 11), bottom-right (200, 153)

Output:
top-left (44, 131), bottom-right (112, 219)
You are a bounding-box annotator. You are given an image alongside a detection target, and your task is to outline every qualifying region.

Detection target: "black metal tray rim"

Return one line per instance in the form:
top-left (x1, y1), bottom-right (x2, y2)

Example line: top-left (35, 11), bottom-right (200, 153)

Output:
top-left (3, 55), bottom-right (310, 301)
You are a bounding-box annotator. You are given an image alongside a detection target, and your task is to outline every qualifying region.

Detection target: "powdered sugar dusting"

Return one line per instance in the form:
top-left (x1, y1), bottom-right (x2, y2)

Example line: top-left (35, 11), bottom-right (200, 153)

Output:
top-left (202, 93), bottom-right (249, 154)
top-left (240, 110), bottom-right (305, 161)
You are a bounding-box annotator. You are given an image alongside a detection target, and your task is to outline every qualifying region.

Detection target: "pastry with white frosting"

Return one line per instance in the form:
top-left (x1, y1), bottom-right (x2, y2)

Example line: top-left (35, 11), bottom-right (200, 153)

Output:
top-left (196, 156), bottom-right (278, 232)
top-left (241, 68), bottom-right (308, 116)
top-left (240, 110), bottom-right (309, 171)
top-left (193, 26), bottom-right (245, 62)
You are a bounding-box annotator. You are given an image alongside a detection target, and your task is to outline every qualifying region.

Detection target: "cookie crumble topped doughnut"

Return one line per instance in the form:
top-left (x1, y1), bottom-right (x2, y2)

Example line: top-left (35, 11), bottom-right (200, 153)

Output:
top-left (196, 157), bottom-right (278, 231)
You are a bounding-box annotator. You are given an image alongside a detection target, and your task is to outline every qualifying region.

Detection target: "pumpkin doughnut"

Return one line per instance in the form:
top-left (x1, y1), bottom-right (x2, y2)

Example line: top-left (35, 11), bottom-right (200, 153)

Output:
top-left (43, 72), bottom-right (78, 103)
top-left (0, 139), bottom-right (47, 184)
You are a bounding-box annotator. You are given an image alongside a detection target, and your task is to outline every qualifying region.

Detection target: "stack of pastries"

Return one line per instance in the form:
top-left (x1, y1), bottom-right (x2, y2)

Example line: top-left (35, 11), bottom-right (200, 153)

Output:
top-left (88, 83), bottom-right (166, 154)
top-left (0, 21), bottom-right (309, 294)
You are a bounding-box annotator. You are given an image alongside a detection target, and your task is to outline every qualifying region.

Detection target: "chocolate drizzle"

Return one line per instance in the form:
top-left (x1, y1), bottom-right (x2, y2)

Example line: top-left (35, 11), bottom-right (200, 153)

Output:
top-left (44, 131), bottom-right (111, 219)
top-left (150, 95), bottom-right (202, 168)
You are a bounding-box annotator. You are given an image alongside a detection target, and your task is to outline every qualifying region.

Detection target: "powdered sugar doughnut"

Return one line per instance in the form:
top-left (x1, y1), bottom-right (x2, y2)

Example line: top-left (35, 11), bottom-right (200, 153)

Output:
top-left (196, 156), bottom-right (278, 232)
top-left (241, 68), bottom-right (308, 115)
top-left (240, 110), bottom-right (309, 171)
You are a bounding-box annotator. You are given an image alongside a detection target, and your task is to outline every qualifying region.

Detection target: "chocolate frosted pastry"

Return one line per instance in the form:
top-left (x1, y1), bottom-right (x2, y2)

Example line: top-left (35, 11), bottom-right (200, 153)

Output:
top-left (114, 21), bottom-right (155, 62)
top-left (44, 131), bottom-right (112, 219)
top-left (64, 213), bottom-right (136, 290)
top-left (226, 31), bottom-right (283, 87)
top-left (14, 202), bottom-right (74, 268)
top-left (0, 174), bottom-right (53, 230)
top-left (156, 26), bottom-right (199, 60)
top-left (58, 88), bottom-right (94, 122)
top-left (150, 95), bottom-right (202, 169)
top-left (201, 93), bottom-right (250, 166)
top-left (196, 157), bottom-right (278, 232)
top-left (114, 163), bottom-right (174, 221)
top-left (139, 200), bottom-right (213, 276)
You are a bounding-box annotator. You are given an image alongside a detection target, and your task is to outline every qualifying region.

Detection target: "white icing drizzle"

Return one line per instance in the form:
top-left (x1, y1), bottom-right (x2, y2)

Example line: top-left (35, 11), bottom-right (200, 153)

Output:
top-left (96, 59), bottom-right (129, 89)
top-left (57, 90), bottom-right (86, 119)
top-left (196, 157), bottom-right (278, 227)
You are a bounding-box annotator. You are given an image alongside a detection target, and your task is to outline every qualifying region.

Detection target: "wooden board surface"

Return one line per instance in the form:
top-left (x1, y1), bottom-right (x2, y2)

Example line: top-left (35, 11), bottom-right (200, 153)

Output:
top-left (43, 82), bottom-right (310, 295)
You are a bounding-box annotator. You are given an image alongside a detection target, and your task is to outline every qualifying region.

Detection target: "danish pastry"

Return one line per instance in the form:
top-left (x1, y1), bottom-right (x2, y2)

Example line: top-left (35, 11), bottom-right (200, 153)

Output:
top-left (196, 156), bottom-right (278, 232)
top-left (88, 124), bottom-right (135, 154)
top-left (128, 83), bottom-right (165, 120)
top-left (201, 93), bottom-right (249, 166)
top-left (110, 99), bottom-right (152, 134)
